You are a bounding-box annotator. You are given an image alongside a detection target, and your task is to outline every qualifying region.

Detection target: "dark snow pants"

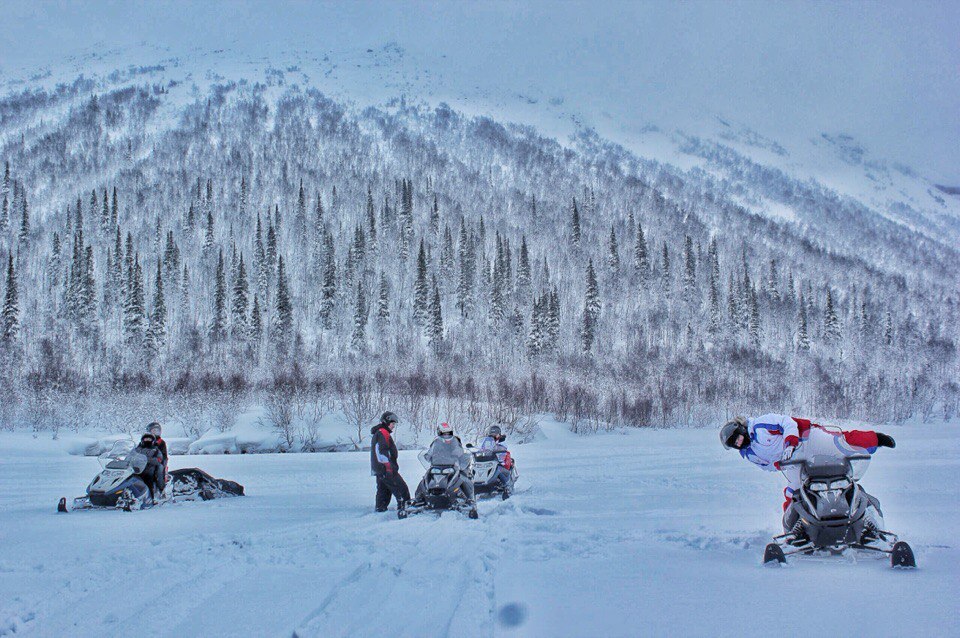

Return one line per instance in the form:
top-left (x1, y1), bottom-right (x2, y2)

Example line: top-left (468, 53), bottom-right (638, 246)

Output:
top-left (375, 472), bottom-right (410, 511)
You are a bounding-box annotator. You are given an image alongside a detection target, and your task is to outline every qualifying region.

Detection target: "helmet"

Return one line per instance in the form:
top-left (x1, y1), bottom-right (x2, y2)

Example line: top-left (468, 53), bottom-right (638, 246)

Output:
top-left (380, 411), bottom-right (399, 425)
top-left (147, 422), bottom-right (162, 437)
top-left (140, 433), bottom-right (156, 448)
top-left (437, 422), bottom-right (454, 437)
top-left (720, 416), bottom-right (749, 450)
top-left (487, 425), bottom-right (503, 440)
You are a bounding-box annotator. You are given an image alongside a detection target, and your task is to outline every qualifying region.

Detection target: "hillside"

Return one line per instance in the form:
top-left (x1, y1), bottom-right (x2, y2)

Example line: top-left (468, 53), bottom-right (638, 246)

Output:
top-left (0, 46), bottom-right (956, 441)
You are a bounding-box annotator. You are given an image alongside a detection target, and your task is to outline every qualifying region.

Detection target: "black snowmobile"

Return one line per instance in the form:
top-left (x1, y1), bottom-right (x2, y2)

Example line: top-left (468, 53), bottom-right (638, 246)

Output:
top-left (401, 453), bottom-right (478, 520)
top-left (58, 441), bottom-right (244, 513)
top-left (467, 442), bottom-right (518, 500)
top-left (763, 453), bottom-right (915, 568)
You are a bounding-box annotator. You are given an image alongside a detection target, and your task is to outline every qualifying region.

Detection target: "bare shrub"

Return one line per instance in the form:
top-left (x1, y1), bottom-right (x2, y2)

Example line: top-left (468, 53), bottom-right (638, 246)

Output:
top-left (263, 387), bottom-right (296, 451)
top-left (340, 374), bottom-right (378, 450)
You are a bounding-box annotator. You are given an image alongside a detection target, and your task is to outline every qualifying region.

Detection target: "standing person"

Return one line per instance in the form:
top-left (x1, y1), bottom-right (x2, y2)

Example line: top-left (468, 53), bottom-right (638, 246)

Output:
top-left (719, 413), bottom-right (895, 530)
top-left (370, 411), bottom-right (410, 513)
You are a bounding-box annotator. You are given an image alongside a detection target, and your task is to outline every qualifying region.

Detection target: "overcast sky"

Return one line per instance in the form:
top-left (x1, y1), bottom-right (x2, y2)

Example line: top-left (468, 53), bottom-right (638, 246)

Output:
top-left (2, 1), bottom-right (958, 183)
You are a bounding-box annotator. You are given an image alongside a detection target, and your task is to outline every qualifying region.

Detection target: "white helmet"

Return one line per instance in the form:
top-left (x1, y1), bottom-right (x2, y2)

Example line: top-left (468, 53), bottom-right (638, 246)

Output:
top-left (437, 422), bottom-right (453, 437)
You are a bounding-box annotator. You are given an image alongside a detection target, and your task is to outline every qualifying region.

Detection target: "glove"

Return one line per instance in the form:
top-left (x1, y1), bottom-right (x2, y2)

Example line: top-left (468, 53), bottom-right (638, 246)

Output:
top-left (876, 433), bottom-right (896, 449)
top-left (780, 446), bottom-right (796, 462)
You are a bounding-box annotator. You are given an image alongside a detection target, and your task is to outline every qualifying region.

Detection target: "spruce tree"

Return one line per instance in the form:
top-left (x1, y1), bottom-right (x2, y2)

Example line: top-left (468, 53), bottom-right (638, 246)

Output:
top-left (570, 197), bottom-right (581, 246)
top-left (456, 222), bottom-right (474, 318)
top-left (634, 221), bottom-right (650, 285)
top-left (124, 254), bottom-right (145, 348)
top-left (660, 242), bottom-right (672, 301)
top-left (111, 186), bottom-right (119, 227)
top-left (250, 294), bottom-right (263, 346)
top-left (145, 259), bottom-right (166, 355)
top-left (232, 254), bottom-right (249, 339)
top-left (607, 226), bottom-right (620, 276)
top-left (517, 236), bottom-right (531, 297)
top-left (296, 179), bottom-right (307, 239)
top-left (211, 250), bottom-right (227, 342)
top-left (351, 279), bottom-right (366, 350)
top-left (581, 260), bottom-right (601, 353)
top-left (203, 208), bottom-right (215, 253)
top-left (526, 294), bottom-right (545, 357)
top-left (2, 254), bottom-right (19, 343)
top-left (18, 195), bottom-right (29, 242)
top-left (429, 193), bottom-right (440, 238)
top-left (376, 272), bottom-right (390, 324)
top-left (824, 288), bottom-right (841, 342)
top-left (274, 255), bottom-right (293, 353)
top-left (414, 239), bottom-right (430, 325)
top-left (320, 230), bottom-right (337, 329)
top-left (0, 193), bottom-right (7, 233)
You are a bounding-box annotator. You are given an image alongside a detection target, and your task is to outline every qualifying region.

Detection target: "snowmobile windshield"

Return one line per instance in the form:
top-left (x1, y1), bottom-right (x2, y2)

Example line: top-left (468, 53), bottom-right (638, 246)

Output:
top-left (800, 454), bottom-right (870, 482)
top-left (105, 451), bottom-right (148, 473)
top-left (98, 440), bottom-right (136, 468)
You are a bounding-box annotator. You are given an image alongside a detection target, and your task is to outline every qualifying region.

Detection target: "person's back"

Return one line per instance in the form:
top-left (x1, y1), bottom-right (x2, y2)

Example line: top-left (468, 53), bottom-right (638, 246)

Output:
top-left (425, 435), bottom-right (466, 467)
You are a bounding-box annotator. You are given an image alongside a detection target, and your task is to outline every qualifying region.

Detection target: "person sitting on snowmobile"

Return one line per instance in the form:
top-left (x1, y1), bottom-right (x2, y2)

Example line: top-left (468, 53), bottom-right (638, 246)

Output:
top-left (370, 411), bottom-right (411, 513)
top-left (147, 422), bottom-right (168, 468)
top-left (147, 422), bottom-right (168, 486)
top-left (478, 425), bottom-right (515, 491)
top-left (133, 432), bottom-right (166, 500)
top-left (418, 423), bottom-right (476, 505)
top-left (720, 414), bottom-right (895, 529)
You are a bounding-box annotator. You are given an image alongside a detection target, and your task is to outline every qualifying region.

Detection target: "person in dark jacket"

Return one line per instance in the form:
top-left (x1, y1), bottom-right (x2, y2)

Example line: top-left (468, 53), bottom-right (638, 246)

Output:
top-left (134, 432), bottom-right (166, 500)
top-left (147, 422), bottom-right (168, 491)
top-left (370, 411), bottom-right (410, 513)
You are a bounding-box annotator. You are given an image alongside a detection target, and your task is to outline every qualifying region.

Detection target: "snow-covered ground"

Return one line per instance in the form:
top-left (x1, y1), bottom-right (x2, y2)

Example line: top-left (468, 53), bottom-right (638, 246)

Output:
top-left (1, 423), bottom-right (957, 637)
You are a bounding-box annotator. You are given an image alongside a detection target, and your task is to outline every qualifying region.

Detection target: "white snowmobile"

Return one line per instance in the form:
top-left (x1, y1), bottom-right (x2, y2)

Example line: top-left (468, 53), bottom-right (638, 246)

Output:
top-left (59, 441), bottom-right (157, 512)
top-left (763, 453), bottom-right (915, 568)
top-left (467, 442), bottom-right (518, 500)
top-left (401, 452), bottom-right (478, 520)
top-left (58, 440), bottom-right (245, 513)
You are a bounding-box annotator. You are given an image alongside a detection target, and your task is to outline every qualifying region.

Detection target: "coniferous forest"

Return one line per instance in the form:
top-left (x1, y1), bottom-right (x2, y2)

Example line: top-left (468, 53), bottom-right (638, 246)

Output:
top-left (0, 70), bottom-right (957, 443)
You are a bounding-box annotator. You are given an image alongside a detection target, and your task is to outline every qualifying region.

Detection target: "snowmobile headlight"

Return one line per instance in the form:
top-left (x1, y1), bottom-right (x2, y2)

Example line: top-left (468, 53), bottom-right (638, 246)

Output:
top-left (829, 479), bottom-right (851, 490)
top-left (443, 468), bottom-right (455, 475)
top-left (809, 481), bottom-right (828, 492)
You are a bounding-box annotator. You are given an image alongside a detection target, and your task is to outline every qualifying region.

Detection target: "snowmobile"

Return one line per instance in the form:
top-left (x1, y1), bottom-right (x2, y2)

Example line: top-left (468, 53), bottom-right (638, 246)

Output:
top-left (466, 443), bottom-right (518, 500)
top-left (58, 441), bottom-right (157, 512)
top-left (401, 454), bottom-right (478, 520)
top-left (58, 440), bottom-right (245, 513)
top-left (762, 453), bottom-right (915, 568)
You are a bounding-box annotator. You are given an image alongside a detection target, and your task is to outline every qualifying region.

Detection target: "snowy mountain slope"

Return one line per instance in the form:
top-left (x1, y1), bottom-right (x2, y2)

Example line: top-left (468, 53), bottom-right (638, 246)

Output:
top-left (0, 40), bottom-right (958, 433)
top-left (0, 424), bottom-right (956, 637)
top-left (6, 38), bottom-right (959, 247)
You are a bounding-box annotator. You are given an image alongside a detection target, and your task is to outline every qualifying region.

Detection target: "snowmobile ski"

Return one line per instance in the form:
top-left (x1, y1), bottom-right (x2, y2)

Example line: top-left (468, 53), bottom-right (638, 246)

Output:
top-left (763, 543), bottom-right (787, 565)
top-left (890, 541), bottom-right (916, 569)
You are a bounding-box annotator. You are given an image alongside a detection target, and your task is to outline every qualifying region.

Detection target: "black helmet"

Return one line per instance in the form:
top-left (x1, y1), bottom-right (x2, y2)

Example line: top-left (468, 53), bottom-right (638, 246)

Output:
top-left (140, 433), bottom-right (156, 448)
top-left (380, 411), bottom-right (399, 425)
top-left (720, 416), bottom-right (749, 450)
top-left (147, 422), bottom-right (162, 437)
top-left (487, 425), bottom-right (503, 439)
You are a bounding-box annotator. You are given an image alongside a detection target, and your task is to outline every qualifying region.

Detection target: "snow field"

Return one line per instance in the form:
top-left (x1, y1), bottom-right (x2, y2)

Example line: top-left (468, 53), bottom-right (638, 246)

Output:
top-left (0, 424), bottom-right (957, 637)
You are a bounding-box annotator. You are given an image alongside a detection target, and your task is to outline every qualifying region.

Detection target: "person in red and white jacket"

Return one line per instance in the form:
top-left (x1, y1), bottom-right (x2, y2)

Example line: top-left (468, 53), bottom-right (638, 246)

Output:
top-left (720, 414), bottom-right (895, 521)
top-left (370, 411), bottom-right (411, 513)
